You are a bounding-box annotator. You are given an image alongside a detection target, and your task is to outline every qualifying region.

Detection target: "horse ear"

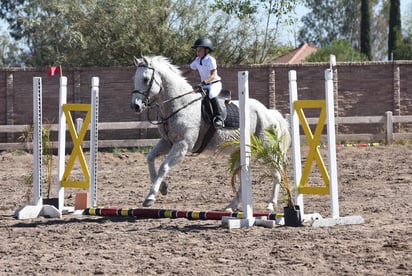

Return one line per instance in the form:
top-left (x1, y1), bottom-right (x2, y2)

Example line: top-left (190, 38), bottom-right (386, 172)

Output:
top-left (142, 56), bottom-right (149, 65)
top-left (133, 56), bottom-right (141, 66)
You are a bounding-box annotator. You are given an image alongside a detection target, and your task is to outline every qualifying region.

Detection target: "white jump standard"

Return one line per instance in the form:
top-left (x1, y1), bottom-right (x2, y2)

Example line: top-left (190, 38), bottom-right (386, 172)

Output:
top-left (57, 76), bottom-right (99, 213)
top-left (289, 67), bottom-right (364, 227)
top-left (14, 76), bottom-right (100, 219)
top-left (14, 78), bottom-right (62, 219)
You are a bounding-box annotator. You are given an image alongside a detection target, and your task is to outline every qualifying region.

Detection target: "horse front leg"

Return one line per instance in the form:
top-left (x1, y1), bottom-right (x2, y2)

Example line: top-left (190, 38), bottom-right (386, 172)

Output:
top-left (143, 140), bottom-right (189, 207)
top-left (147, 138), bottom-right (171, 195)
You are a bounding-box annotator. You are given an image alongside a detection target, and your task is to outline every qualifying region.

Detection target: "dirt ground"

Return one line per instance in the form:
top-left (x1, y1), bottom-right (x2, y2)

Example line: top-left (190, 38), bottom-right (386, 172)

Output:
top-left (0, 145), bottom-right (411, 275)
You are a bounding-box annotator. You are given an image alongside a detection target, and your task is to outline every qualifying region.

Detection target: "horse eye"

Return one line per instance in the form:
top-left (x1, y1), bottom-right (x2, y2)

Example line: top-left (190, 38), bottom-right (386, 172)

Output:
top-left (143, 77), bottom-right (150, 83)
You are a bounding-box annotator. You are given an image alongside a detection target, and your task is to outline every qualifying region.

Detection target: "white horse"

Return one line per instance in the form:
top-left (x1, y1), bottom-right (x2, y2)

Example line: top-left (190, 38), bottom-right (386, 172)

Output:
top-left (130, 55), bottom-right (290, 211)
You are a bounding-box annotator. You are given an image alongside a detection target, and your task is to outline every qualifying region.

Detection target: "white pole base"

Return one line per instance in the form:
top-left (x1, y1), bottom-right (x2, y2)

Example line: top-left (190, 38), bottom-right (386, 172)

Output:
top-left (221, 216), bottom-right (279, 229)
top-left (311, 215), bottom-right (364, 227)
top-left (14, 204), bottom-right (62, 220)
top-left (222, 217), bottom-right (256, 229)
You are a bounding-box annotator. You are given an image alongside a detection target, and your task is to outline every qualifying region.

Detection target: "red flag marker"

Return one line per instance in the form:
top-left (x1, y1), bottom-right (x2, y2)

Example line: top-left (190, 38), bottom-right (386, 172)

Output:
top-left (47, 66), bottom-right (62, 76)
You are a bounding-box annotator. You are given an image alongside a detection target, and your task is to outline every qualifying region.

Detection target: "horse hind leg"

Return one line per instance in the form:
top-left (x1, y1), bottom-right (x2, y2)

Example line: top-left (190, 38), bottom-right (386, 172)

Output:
top-left (224, 166), bottom-right (241, 211)
top-left (224, 165), bottom-right (281, 212)
top-left (267, 170), bottom-right (281, 211)
top-left (224, 187), bottom-right (240, 212)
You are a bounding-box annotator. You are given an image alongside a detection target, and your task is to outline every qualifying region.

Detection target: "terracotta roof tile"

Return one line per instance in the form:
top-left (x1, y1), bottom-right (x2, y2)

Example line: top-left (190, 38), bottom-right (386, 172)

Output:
top-left (273, 43), bottom-right (318, 64)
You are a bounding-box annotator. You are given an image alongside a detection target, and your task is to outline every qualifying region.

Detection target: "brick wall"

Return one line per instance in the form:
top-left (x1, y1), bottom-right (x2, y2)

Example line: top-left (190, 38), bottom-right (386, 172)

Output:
top-left (1, 61), bottom-right (412, 142)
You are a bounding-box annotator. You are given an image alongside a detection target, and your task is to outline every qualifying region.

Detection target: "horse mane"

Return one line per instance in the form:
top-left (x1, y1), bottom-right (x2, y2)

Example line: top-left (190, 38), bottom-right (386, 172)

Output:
top-left (143, 55), bottom-right (185, 79)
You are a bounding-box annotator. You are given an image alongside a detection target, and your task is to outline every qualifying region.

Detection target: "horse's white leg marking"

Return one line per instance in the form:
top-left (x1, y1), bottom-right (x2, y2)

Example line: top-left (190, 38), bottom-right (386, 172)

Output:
top-left (143, 140), bottom-right (189, 206)
top-left (267, 170), bottom-right (281, 211)
top-left (224, 198), bottom-right (239, 212)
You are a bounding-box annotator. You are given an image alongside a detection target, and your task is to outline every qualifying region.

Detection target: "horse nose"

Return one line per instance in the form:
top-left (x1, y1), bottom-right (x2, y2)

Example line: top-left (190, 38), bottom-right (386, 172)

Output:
top-left (131, 98), bottom-right (145, 113)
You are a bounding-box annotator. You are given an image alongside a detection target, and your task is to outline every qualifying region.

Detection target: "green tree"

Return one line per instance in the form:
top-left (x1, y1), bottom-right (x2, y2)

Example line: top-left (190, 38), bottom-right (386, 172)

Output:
top-left (360, 0), bottom-right (372, 60)
top-left (393, 38), bottom-right (412, 59)
top-left (0, 30), bottom-right (24, 66)
top-left (299, 0), bottom-right (388, 60)
top-left (212, 0), bottom-right (300, 63)
top-left (305, 39), bottom-right (368, 62)
top-left (388, 0), bottom-right (402, 60)
top-left (0, 0), bottom-right (181, 66)
top-left (0, 0), bottom-right (299, 66)
top-left (298, 0), bottom-right (359, 47)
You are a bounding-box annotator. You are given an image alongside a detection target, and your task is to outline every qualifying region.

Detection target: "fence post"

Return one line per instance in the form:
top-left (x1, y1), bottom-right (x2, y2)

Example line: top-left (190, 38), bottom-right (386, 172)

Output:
top-left (385, 111), bottom-right (393, 145)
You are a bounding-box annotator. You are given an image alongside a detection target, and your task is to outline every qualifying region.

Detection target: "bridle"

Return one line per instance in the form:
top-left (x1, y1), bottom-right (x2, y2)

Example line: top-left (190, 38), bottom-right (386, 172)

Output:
top-left (132, 64), bottom-right (159, 108)
top-left (132, 64), bottom-right (203, 125)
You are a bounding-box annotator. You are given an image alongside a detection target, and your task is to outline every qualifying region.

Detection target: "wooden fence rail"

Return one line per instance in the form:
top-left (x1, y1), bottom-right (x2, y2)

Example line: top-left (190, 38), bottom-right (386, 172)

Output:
top-left (0, 111), bottom-right (410, 151)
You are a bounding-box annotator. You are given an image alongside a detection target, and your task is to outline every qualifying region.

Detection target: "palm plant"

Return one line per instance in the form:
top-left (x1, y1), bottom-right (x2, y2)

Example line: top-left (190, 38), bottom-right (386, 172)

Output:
top-left (18, 123), bottom-right (54, 198)
top-left (223, 127), bottom-right (295, 208)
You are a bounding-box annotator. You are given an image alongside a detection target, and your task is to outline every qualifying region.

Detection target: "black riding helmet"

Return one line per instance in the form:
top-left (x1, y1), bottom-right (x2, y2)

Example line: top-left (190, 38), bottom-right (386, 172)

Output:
top-left (191, 38), bottom-right (214, 52)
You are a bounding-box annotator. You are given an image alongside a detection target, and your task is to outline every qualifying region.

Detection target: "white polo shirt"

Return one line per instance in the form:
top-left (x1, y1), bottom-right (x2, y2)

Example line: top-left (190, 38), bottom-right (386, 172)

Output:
top-left (190, 54), bottom-right (221, 82)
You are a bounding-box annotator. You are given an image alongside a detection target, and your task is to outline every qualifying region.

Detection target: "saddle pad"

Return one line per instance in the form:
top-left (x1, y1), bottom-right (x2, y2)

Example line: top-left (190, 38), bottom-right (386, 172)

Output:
top-left (224, 103), bottom-right (239, 129)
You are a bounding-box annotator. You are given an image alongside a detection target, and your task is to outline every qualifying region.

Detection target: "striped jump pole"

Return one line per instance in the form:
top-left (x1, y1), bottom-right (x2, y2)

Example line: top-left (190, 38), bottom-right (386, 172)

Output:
top-left (83, 207), bottom-right (282, 222)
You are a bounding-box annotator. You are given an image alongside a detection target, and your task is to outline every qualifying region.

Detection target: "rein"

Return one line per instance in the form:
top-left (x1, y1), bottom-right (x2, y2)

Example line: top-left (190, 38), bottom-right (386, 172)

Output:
top-left (154, 93), bottom-right (203, 125)
top-left (133, 63), bottom-right (204, 125)
top-left (137, 88), bottom-right (203, 126)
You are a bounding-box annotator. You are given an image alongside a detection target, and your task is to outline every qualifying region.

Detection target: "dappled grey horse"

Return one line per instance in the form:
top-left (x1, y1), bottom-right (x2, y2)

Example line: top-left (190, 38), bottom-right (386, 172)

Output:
top-left (130, 55), bottom-right (290, 211)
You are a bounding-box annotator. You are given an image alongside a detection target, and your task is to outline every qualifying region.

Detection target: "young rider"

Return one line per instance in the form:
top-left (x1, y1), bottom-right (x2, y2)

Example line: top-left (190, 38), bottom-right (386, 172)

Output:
top-left (190, 38), bottom-right (226, 128)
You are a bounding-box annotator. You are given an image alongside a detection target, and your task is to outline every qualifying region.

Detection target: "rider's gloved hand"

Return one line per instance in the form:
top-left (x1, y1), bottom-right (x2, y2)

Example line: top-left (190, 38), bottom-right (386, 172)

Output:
top-left (192, 85), bottom-right (202, 92)
top-left (201, 81), bottom-right (207, 86)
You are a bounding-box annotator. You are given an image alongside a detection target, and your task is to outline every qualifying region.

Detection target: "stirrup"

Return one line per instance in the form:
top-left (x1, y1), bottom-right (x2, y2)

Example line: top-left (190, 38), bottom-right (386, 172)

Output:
top-left (213, 117), bottom-right (224, 128)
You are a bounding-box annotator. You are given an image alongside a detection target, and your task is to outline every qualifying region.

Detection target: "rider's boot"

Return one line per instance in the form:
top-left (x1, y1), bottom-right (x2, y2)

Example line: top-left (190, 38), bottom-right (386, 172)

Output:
top-left (210, 97), bottom-right (227, 129)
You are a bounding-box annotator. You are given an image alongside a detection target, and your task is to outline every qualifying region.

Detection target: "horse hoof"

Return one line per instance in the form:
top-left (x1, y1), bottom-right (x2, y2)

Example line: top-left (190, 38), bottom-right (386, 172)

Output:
top-left (143, 198), bottom-right (155, 207)
top-left (224, 199), bottom-right (239, 212)
top-left (159, 181), bottom-right (168, 195)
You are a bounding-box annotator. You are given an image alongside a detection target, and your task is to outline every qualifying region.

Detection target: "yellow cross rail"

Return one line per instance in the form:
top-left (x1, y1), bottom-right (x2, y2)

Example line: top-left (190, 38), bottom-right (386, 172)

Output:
top-left (294, 99), bottom-right (330, 195)
top-left (61, 103), bottom-right (91, 189)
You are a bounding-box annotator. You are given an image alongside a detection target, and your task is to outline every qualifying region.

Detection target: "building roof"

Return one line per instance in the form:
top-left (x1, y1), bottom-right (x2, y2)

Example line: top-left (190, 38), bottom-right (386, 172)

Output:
top-left (273, 43), bottom-right (318, 64)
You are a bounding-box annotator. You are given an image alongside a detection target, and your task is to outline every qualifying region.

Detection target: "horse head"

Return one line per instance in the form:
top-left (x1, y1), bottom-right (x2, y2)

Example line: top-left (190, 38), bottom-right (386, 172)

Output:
top-left (131, 56), bottom-right (163, 113)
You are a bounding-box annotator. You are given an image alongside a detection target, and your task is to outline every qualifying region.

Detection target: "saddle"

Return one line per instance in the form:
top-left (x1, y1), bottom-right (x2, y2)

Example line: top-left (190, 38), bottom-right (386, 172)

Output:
top-left (193, 89), bottom-right (239, 154)
top-left (201, 89), bottom-right (239, 129)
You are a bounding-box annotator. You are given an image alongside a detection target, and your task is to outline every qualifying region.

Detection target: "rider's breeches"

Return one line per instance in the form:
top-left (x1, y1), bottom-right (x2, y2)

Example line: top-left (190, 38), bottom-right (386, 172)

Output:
top-left (203, 81), bottom-right (222, 99)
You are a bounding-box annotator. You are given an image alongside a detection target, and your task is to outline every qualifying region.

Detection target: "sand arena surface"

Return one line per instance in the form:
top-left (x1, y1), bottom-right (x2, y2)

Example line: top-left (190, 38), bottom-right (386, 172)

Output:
top-left (0, 146), bottom-right (411, 275)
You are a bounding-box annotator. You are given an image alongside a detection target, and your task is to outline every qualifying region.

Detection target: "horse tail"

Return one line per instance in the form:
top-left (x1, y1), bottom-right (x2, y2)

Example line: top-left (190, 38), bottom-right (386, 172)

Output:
top-left (269, 109), bottom-right (291, 155)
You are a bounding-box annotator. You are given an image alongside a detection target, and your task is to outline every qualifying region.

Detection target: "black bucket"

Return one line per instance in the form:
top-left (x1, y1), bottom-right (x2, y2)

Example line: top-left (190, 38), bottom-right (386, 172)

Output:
top-left (284, 205), bottom-right (302, 227)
